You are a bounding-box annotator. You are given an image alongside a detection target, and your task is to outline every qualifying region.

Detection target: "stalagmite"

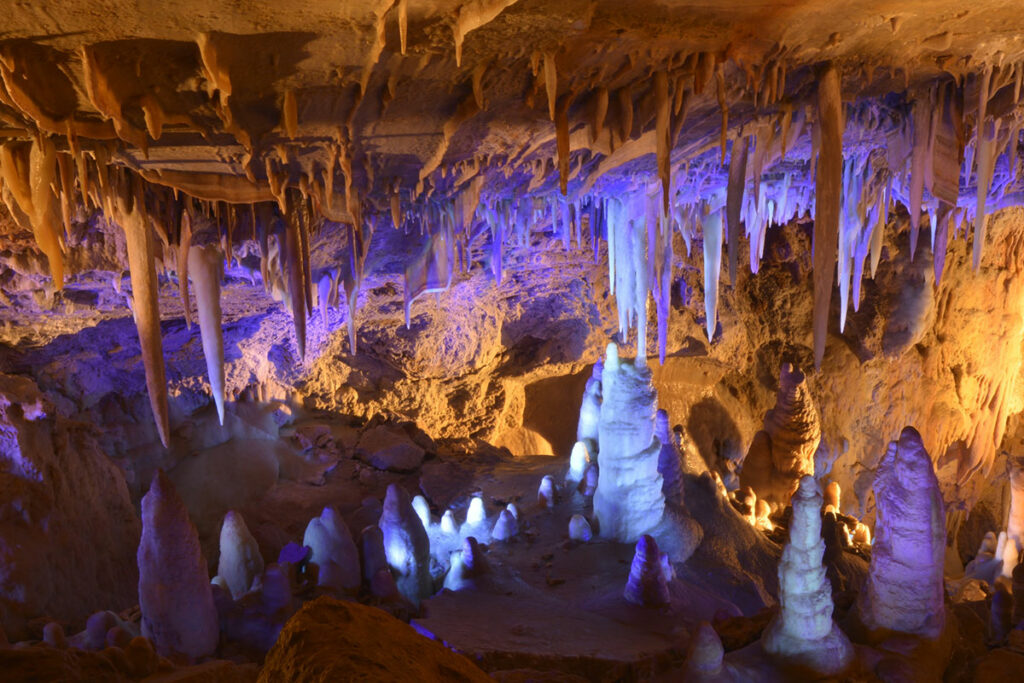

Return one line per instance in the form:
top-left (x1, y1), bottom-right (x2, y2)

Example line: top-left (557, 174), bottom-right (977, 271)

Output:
top-left (623, 535), bottom-right (670, 606)
top-left (538, 475), bottom-right (555, 509)
top-left (216, 510), bottom-right (264, 600)
top-left (1013, 559), bottom-right (1024, 626)
top-left (824, 481), bottom-right (840, 511)
top-left (740, 363), bottom-right (821, 504)
top-left (726, 136), bottom-right (749, 286)
top-left (137, 471), bottom-right (218, 661)
top-left (188, 240), bottom-right (226, 425)
top-left (655, 409), bottom-right (684, 505)
top-left (854, 427), bottom-right (946, 638)
top-left (360, 526), bottom-right (401, 601)
top-left (119, 176), bottom-right (171, 447)
top-left (491, 509), bottom-right (517, 541)
top-left (379, 484), bottom-right (432, 605)
top-left (443, 537), bottom-right (488, 591)
top-left (303, 506), bottom-right (361, 593)
top-left (412, 495), bottom-right (432, 529)
top-left (684, 622), bottom-right (725, 680)
top-left (441, 509), bottom-right (459, 535)
top-left (568, 514), bottom-right (592, 541)
top-left (762, 476), bottom-right (853, 675)
top-left (567, 441), bottom-right (591, 486)
top-left (583, 464), bottom-right (599, 497)
top-left (282, 89), bottom-right (298, 139)
top-left (576, 361), bottom-right (602, 454)
top-left (990, 583), bottom-right (1012, 644)
top-left (466, 496), bottom-right (486, 527)
top-left (702, 209), bottom-right (724, 342)
top-left (594, 343), bottom-right (666, 542)
top-left (813, 63), bottom-right (843, 369)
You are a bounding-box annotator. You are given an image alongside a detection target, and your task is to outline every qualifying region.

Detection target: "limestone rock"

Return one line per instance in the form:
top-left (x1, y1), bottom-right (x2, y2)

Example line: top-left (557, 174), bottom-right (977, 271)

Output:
top-left (854, 427), bottom-right (946, 638)
top-left (762, 476), bottom-right (853, 675)
top-left (357, 424), bottom-right (426, 472)
top-left (138, 470), bottom-right (219, 661)
top-left (259, 596), bottom-right (490, 682)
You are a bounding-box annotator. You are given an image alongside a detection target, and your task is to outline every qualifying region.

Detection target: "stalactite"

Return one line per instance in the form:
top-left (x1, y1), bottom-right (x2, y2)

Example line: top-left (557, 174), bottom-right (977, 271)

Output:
top-left (544, 52), bottom-right (557, 122)
top-left (118, 173), bottom-right (170, 447)
top-left (178, 208), bottom-right (194, 329)
top-left (188, 240), bottom-right (226, 425)
top-left (716, 62), bottom-right (728, 163)
top-left (726, 135), bottom-right (749, 286)
top-left (556, 98), bottom-right (571, 196)
top-left (909, 99), bottom-right (929, 259)
top-left (974, 68), bottom-right (998, 271)
top-left (591, 87), bottom-right (608, 144)
top-left (281, 210), bottom-right (307, 359)
top-left (398, 0), bottom-right (409, 55)
top-left (813, 63), bottom-right (843, 369)
top-left (655, 71), bottom-right (671, 215)
top-left (702, 209), bottom-right (723, 342)
top-left (618, 86), bottom-right (633, 143)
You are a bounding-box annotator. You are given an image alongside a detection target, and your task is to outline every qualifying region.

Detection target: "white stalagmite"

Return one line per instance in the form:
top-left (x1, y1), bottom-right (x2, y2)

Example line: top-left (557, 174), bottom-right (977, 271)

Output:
top-left (568, 514), bottom-right (592, 541)
top-left (466, 495), bottom-right (486, 526)
top-left (655, 409), bottom-right (684, 505)
top-left (137, 471), bottom-right (218, 661)
top-left (1006, 455), bottom-right (1024, 561)
top-left (576, 361), bottom-right (603, 453)
top-left (594, 343), bottom-right (665, 542)
top-left (188, 241), bottom-right (226, 425)
top-left (216, 510), bottom-right (263, 600)
top-left (441, 509), bottom-right (459, 535)
top-left (761, 476), bottom-right (853, 675)
top-left (303, 506), bottom-right (361, 593)
top-left (538, 475), bottom-right (556, 508)
top-left (379, 484), bottom-right (433, 605)
top-left (854, 427), bottom-right (946, 637)
top-left (412, 495), bottom-right (432, 529)
top-left (567, 440), bottom-right (591, 486)
top-left (491, 509), bottom-right (518, 541)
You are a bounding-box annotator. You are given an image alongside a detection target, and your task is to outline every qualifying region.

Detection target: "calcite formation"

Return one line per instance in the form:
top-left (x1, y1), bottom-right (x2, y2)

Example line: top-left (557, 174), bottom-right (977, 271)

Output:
top-left (594, 344), bottom-right (666, 542)
top-left (761, 476), bottom-right (853, 675)
top-left (854, 428), bottom-right (946, 639)
top-left (740, 363), bottom-right (821, 504)
top-left (216, 510), bottom-right (264, 600)
top-left (379, 484), bottom-right (432, 605)
top-left (137, 471), bottom-right (218, 661)
top-left (623, 534), bottom-right (670, 607)
top-left (302, 506), bottom-right (361, 594)
top-left (655, 409), bottom-right (685, 506)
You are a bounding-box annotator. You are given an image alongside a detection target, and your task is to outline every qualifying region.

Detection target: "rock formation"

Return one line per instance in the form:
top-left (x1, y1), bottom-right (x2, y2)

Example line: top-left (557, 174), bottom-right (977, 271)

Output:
top-left (412, 495), bottom-right (432, 530)
top-left (740, 363), bottom-right (821, 504)
top-left (576, 360), bottom-right (603, 454)
top-left (538, 475), bottom-right (556, 509)
top-left (623, 534), bottom-right (670, 607)
top-left (379, 484), bottom-right (432, 605)
top-left (359, 526), bottom-right (401, 602)
top-left (443, 537), bottom-right (488, 591)
top-left (684, 622), bottom-right (726, 681)
top-left (137, 470), bottom-right (219, 661)
top-left (655, 409), bottom-right (684, 505)
top-left (762, 476), bottom-right (853, 675)
top-left (854, 428), bottom-right (946, 639)
top-left (491, 509), bottom-right (518, 542)
top-left (567, 440), bottom-right (591, 486)
top-left (302, 506), bottom-right (361, 593)
top-left (594, 344), bottom-right (666, 542)
top-left (568, 514), bottom-right (593, 541)
top-left (187, 239), bottom-right (226, 425)
top-left (216, 510), bottom-right (264, 600)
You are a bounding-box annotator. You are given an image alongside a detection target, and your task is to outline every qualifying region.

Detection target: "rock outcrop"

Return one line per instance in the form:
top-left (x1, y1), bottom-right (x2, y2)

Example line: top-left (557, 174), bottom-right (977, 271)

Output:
top-left (259, 597), bottom-right (490, 682)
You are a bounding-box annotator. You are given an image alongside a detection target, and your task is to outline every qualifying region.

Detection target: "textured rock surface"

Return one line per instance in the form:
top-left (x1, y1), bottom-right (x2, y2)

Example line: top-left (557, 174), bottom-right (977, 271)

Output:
top-left (854, 427), bottom-right (946, 639)
top-left (0, 373), bottom-right (139, 640)
top-left (260, 596), bottom-right (490, 682)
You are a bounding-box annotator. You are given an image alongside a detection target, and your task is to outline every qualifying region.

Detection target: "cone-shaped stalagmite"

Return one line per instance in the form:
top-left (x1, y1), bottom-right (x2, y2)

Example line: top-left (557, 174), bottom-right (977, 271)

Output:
top-left (623, 534), bottom-right (670, 606)
top-left (303, 506), bottom-right (361, 593)
top-left (217, 510), bottom-right (263, 600)
top-left (762, 476), bottom-right (853, 675)
top-left (379, 484), bottom-right (432, 605)
top-left (188, 240), bottom-right (226, 425)
top-left (813, 63), bottom-right (843, 369)
top-left (138, 471), bottom-right (218, 661)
